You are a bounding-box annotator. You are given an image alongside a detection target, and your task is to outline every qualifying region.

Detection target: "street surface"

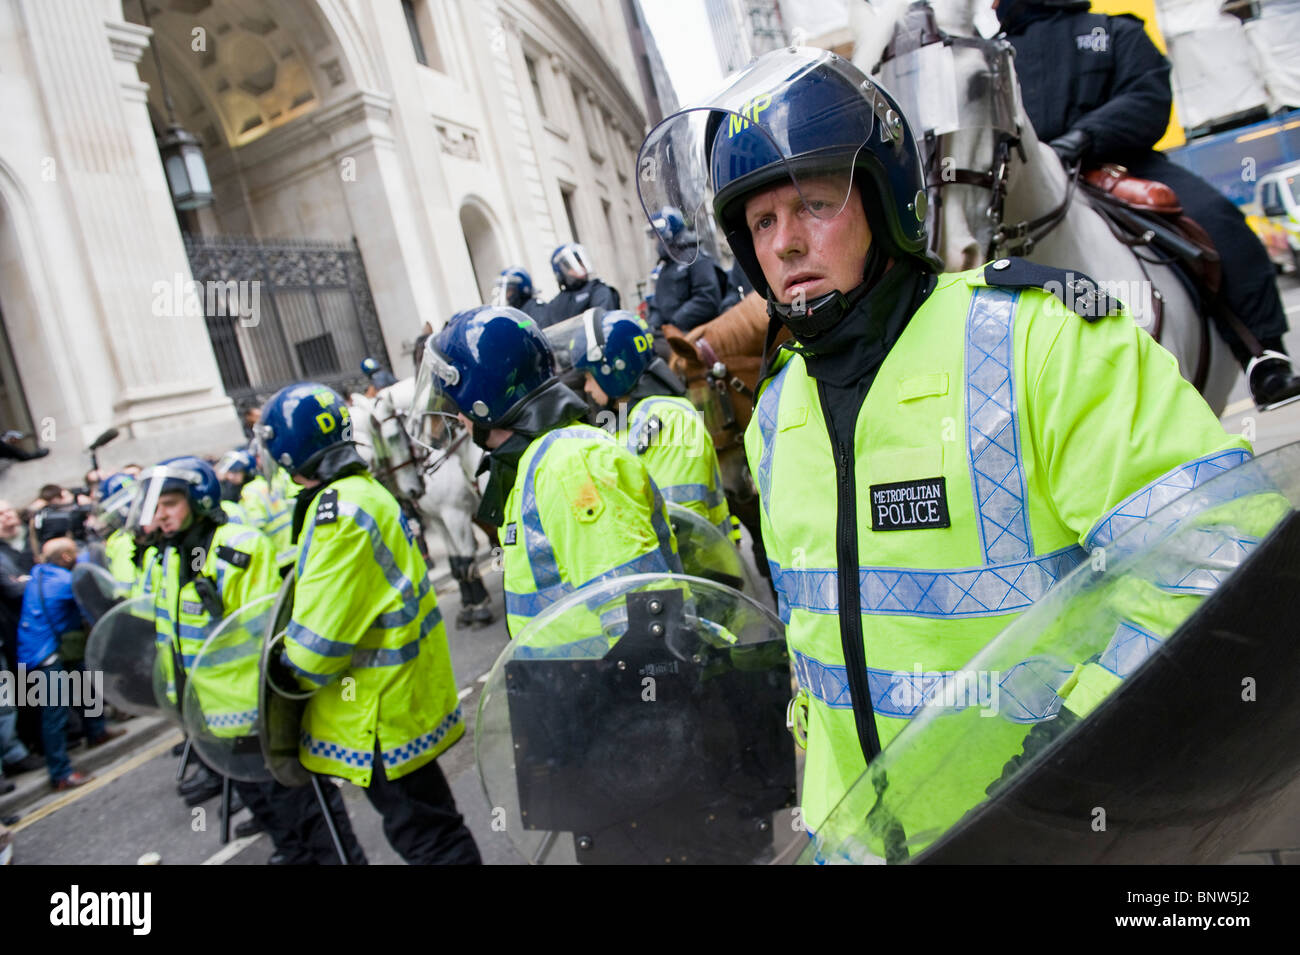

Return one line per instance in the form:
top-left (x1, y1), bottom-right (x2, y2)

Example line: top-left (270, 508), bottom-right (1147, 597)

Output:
top-left (4, 275), bottom-right (1299, 865)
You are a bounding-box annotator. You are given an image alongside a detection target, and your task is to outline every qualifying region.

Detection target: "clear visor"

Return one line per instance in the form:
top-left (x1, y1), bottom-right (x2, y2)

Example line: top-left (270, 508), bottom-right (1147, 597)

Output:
top-left (490, 275), bottom-right (514, 307)
top-left (214, 450), bottom-right (247, 481)
top-left (407, 345), bottom-right (464, 455)
top-left (541, 311), bottom-right (603, 375)
top-left (637, 48), bottom-right (881, 266)
top-left (98, 484), bottom-right (137, 532)
top-left (878, 40), bottom-right (1018, 139)
top-left (553, 247), bottom-right (590, 284)
top-left (249, 429), bottom-right (282, 484)
top-left (125, 464), bottom-right (202, 532)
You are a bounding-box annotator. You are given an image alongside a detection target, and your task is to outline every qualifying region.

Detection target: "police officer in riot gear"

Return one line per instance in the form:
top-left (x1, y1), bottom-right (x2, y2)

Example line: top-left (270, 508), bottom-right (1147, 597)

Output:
top-left (995, 0), bottom-right (1300, 410)
top-left (492, 266), bottom-right (548, 322)
top-left (540, 243), bottom-right (620, 327)
top-left (638, 45), bottom-right (1252, 835)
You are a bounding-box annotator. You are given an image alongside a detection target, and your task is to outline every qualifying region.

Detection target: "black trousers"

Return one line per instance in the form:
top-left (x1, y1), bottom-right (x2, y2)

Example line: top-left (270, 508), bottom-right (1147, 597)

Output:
top-left (234, 778), bottom-right (368, 865)
top-left (364, 748), bottom-right (481, 865)
top-left (1129, 153), bottom-right (1290, 363)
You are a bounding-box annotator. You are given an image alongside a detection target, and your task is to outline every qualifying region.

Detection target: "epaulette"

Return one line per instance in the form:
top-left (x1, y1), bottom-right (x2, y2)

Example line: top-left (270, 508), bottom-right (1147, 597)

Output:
top-left (314, 488), bottom-right (340, 525)
top-left (983, 257), bottom-right (1121, 322)
top-left (215, 545), bottom-right (251, 569)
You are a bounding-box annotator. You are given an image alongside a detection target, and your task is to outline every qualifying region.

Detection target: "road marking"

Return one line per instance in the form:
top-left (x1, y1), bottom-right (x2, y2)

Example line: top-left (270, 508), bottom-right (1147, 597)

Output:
top-left (202, 833), bottom-right (264, 865)
top-left (10, 731), bottom-right (183, 833)
top-left (476, 671), bottom-right (491, 683)
top-left (457, 685), bottom-right (475, 700)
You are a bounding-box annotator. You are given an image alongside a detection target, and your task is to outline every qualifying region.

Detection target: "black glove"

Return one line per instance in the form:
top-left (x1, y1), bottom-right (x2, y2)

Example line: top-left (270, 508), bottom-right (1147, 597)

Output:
top-left (1048, 129), bottom-right (1092, 168)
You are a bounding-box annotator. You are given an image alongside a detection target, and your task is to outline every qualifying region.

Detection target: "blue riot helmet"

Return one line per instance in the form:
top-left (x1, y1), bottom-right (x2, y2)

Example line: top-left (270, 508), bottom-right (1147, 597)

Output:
top-left (550, 243), bottom-right (593, 291)
top-left (636, 47), bottom-right (936, 311)
top-left (492, 267), bottom-right (534, 309)
top-left (413, 306), bottom-right (555, 428)
top-left (126, 456), bottom-right (222, 531)
top-left (547, 308), bottom-right (654, 401)
top-left (647, 206), bottom-right (686, 246)
top-left (96, 472), bottom-right (137, 532)
top-left (253, 382), bottom-right (354, 482)
top-left (360, 357), bottom-right (380, 376)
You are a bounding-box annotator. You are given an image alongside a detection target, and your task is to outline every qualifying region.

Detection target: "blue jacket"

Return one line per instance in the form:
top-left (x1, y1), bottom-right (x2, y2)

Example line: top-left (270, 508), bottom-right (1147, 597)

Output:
top-left (17, 564), bottom-right (88, 668)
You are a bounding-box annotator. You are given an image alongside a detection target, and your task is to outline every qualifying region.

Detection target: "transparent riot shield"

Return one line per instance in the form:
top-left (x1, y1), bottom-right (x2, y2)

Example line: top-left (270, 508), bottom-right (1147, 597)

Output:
top-left (72, 563), bottom-right (126, 626)
top-left (477, 573), bottom-right (799, 864)
top-left (257, 574), bottom-right (315, 787)
top-left (84, 595), bottom-right (159, 718)
top-left (666, 503), bottom-right (762, 598)
top-left (804, 442), bottom-right (1300, 865)
top-left (182, 594), bottom-right (276, 783)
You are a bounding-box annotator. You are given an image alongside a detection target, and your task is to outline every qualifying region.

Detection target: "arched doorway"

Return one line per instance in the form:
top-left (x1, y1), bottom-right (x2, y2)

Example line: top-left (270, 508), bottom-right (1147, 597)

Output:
top-left (459, 199), bottom-right (505, 306)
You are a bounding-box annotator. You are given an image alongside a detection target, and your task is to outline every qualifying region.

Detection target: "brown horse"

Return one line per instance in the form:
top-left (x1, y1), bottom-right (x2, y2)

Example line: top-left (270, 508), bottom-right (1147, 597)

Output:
top-left (662, 292), bottom-right (788, 580)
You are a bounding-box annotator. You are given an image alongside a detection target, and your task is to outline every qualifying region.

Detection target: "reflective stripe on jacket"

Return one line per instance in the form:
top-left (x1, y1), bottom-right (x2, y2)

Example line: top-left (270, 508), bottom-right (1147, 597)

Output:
top-left (746, 266), bottom-right (1253, 831)
top-left (502, 424), bottom-right (681, 638)
top-left (284, 472), bottom-right (462, 786)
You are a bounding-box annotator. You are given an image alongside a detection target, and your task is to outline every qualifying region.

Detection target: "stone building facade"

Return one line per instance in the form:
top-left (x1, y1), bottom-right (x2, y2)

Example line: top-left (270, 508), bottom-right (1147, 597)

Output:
top-left (0, 0), bottom-right (656, 498)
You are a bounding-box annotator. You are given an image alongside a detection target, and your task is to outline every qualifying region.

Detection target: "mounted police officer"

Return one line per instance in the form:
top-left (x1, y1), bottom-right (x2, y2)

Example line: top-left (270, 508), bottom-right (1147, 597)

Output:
top-left (410, 306), bottom-right (680, 638)
top-left (638, 46), bottom-right (1252, 835)
top-left (645, 206), bottom-right (723, 335)
top-left (492, 266), bottom-right (548, 322)
top-left (540, 243), bottom-right (620, 328)
top-left (995, 0), bottom-right (1300, 410)
top-left (255, 383), bottom-right (481, 865)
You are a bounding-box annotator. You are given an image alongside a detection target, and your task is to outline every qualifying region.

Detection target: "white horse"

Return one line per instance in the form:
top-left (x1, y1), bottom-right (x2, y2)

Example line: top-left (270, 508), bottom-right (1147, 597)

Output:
top-left (850, 0), bottom-right (1239, 414)
top-left (350, 381), bottom-right (487, 581)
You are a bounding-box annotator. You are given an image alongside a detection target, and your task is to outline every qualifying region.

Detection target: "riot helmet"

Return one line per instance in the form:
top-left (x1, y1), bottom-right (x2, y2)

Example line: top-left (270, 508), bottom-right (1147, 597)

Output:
top-left (548, 308), bottom-right (654, 402)
top-left (493, 267), bottom-right (534, 309)
top-left (410, 306), bottom-right (557, 450)
top-left (253, 383), bottom-right (356, 482)
top-left (637, 47), bottom-right (936, 330)
top-left (551, 243), bottom-right (593, 291)
top-left (126, 456), bottom-right (222, 532)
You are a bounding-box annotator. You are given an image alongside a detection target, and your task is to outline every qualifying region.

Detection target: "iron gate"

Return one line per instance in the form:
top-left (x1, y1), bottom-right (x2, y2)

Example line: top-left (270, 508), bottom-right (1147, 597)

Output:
top-left (184, 235), bottom-right (389, 404)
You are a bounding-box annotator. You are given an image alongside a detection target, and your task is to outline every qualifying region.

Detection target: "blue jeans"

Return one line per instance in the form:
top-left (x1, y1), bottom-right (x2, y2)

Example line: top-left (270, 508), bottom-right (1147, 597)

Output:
top-left (37, 660), bottom-right (104, 784)
top-left (0, 702), bottom-right (29, 768)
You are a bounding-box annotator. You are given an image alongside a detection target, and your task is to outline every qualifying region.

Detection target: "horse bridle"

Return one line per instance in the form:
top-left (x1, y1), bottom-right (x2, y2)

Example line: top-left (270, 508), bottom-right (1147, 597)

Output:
top-left (903, 35), bottom-right (1079, 262)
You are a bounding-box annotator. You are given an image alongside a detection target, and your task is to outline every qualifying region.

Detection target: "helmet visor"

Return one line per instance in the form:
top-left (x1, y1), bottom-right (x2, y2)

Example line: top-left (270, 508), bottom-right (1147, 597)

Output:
top-left (553, 246), bottom-right (590, 285)
top-left (878, 40), bottom-right (1017, 139)
top-left (490, 275), bottom-right (514, 308)
top-left (636, 48), bottom-right (882, 267)
top-left (98, 483), bottom-right (137, 532)
top-left (125, 464), bottom-right (204, 532)
top-left (541, 311), bottom-right (604, 375)
top-left (249, 429), bottom-right (281, 484)
top-left (406, 344), bottom-right (464, 455)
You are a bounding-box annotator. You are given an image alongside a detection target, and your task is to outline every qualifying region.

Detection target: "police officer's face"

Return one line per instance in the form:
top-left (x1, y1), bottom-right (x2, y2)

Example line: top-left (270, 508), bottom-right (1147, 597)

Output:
top-left (153, 492), bottom-right (191, 536)
top-left (744, 175), bottom-right (872, 304)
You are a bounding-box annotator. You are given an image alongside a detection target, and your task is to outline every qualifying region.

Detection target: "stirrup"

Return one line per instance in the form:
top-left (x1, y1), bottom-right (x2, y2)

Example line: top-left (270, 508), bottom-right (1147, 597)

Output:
top-left (1246, 350), bottom-right (1300, 412)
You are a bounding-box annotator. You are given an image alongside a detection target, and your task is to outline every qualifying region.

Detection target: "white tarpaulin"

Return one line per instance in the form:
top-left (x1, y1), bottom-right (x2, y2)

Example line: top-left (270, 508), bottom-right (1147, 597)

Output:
top-left (1159, 0), bottom-right (1268, 128)
top-left (1243, 2), bottom-right (1300, 113)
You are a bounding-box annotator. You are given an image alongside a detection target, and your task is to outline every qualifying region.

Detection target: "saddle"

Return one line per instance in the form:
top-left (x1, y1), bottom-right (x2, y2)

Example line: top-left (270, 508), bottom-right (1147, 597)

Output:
top-left (1081, 163), bottom-right (1222, 296)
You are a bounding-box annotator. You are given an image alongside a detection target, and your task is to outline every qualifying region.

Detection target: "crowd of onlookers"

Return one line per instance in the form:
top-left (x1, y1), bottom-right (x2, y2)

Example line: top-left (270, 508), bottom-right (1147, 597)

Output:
top-left (0, 467), bottom-right (145, 809)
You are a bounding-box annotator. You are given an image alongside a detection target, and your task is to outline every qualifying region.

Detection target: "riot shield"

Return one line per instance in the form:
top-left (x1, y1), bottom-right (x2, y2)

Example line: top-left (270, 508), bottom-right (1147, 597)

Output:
top-left (666, 503), bottom-right (761, 598)
top-left (72, 563), bottom-right (126, 625)
top-left (257, 574), bottom-right (315, 787)
top-left (804, 443), bottom-right (1300, 864)
top-left (84, 595), bottom-right (159, 717)
top-left (476, 573), bottom-right (799, 864)
top-left (182, 594), bottom-right (276, 783)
